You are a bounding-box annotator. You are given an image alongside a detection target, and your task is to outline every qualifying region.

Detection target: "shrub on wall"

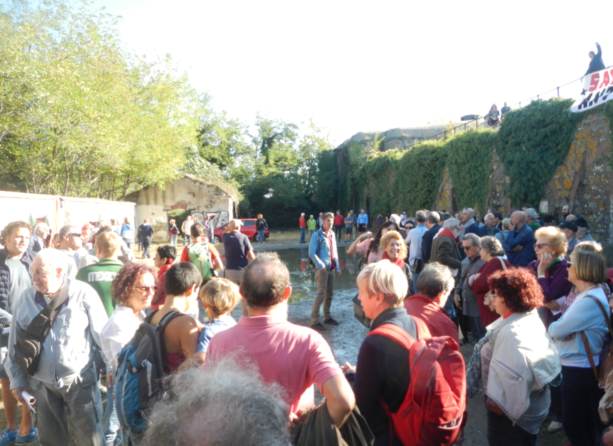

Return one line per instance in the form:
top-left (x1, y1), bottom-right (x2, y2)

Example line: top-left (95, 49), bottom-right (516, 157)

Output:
top-left (445, 130), bottom-right (496, 213)
top-left (496, 99), bottom-right (582, 206)
top-left (397, 141), bottom-right (447, 213)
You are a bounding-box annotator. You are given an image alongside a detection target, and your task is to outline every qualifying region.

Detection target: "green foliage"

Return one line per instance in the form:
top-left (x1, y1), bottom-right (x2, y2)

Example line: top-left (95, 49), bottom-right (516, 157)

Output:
top-left (0, 0), bottom-right (202, 199)
top-left (496, 99), bottom-right (582, 206)
top-left (397, 142), bottom-right (447, 213)
top-left (445, 130), bottom-right (496, 212)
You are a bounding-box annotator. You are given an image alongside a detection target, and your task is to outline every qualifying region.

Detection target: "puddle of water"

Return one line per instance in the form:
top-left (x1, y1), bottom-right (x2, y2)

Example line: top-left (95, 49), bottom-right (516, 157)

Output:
top-left (265, 246), bottom-right (361, 303)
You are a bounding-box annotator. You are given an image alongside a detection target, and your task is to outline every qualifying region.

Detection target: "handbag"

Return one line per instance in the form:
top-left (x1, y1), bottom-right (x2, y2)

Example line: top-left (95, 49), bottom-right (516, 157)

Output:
top-left (13, 283), bottom-right (69, 376)
top-left (483, 258), bottom-right (507, 311)
top-left (580, 294), bottom-right (613, 388)
top-left (411, 258), bottom-right (423, 274)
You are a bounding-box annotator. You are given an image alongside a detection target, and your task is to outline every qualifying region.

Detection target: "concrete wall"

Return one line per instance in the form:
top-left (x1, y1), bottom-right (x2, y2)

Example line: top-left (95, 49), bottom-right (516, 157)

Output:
top-left (134, 176), bottom-right (237, 243)
top-left (0, 191), bottom-right (135, 236)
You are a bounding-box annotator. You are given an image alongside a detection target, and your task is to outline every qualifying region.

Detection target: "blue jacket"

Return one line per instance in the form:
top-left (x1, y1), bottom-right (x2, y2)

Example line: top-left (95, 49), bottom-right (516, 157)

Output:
top-left (356, 213), bottom-right (368, 225)
top-left (308, 229), bottom-right (340, 271)
top-left (478, 225), bottom-right (500, 237)
top-left (548, 288), bottom-right (608, 368)
top-left (502, 224), bottom-right (535, 267)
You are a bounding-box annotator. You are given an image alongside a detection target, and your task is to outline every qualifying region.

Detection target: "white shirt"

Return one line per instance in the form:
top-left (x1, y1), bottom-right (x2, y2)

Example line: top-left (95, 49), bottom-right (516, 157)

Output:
top-left (101, 305), bottom-right (146, 372)
top-left (404, 223), bottom-right (428, 266)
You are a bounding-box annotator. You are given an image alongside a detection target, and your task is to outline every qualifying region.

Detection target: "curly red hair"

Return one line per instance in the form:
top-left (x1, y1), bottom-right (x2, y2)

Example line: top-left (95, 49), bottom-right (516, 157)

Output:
top-left (488, 267), bottom-right (543, 312)
top-left (112, 263), bottom-right (156, 304)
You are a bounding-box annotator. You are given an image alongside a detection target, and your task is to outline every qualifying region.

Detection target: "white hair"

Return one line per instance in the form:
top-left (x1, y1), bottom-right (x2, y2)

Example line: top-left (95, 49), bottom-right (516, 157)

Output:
top-left (443, 217), bottom-right (461, 230)
top-left (484, 213), bottom-right (495, 222)
top-left (389, 214), bottom-right (401, 224)
top-left (357, 260), bottom-right (408, 306)
top-left (143, 359), bottom-right (289, 446)
top-left (33, 223), bottom-right (49, 234)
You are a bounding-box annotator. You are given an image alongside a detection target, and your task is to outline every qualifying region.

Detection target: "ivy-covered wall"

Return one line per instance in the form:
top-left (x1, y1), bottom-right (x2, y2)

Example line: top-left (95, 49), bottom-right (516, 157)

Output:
top-left (328, 99), bottom-right (613, 248)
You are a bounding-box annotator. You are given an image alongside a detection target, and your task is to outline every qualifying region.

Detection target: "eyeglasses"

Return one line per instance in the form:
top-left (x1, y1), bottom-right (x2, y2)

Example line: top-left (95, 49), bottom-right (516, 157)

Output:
top-left (535, 243), bottom-right (549, 249)
top-left (68, 233), bottom-right (82, 237)
top-left (136, 286), bottom-right (157, 292)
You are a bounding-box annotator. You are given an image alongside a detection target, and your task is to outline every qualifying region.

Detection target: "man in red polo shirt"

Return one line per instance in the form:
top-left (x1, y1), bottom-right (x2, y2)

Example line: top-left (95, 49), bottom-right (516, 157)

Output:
top-left (404, 262), bottom-right (459, 343)
top-left (206, 252), bottom-right (355, 427)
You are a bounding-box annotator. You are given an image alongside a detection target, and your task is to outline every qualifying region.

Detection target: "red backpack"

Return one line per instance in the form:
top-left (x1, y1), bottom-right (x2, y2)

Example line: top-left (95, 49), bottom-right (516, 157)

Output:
top-left (368, 324), bottom-right (466, 446)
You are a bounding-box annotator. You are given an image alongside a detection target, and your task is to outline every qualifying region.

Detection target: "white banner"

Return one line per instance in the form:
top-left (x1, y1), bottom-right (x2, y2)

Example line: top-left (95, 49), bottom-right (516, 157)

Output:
top-left (571, 67), bottom-right (613, 113)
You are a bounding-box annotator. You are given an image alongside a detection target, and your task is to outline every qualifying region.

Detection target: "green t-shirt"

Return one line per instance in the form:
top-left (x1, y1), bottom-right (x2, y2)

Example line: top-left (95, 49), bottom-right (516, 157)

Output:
top-left (307, 219), bottom-right (317, 231)
top-left (529, 221), bottom-right (541, 233)
top-left (75, 258), bottom-right (124, 317)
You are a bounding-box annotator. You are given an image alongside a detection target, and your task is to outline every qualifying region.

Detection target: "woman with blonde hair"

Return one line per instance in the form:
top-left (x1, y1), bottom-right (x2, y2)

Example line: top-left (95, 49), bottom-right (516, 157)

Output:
top-left (527, 226), bottom-right (572, 327)
top-left (495, 218), bottom-right (512, 244)
top-left (548, 248), bottom-right (609, 445)
top-left (343, 260), bottom-right (423, 445)
top-left (379, 230), bottom-right (413, 297)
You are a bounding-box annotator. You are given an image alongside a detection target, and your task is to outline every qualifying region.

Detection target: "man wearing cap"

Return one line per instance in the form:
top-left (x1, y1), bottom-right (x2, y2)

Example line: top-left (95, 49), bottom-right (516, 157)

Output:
top-left (299, 213), bottom-right (307, 244)
top-left (560, 221), bottom-right (579, 260)
top-left (223, 220), bottom-right (256, 315)
top-left (576, 217), bottom-right (594, 243)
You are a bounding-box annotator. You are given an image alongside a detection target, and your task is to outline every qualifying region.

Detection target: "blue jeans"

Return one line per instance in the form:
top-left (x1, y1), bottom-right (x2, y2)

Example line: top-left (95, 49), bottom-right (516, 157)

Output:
top-left (258, 229), bottom-right (266, 243)
top-left (103, 384), bottom-right (121, 445)
top-left (300, 228), bottom-right (306, 243)
top-left (412, 272), bottom-right (420, 295)
top-left (335, 225), bottom-right (343, 241)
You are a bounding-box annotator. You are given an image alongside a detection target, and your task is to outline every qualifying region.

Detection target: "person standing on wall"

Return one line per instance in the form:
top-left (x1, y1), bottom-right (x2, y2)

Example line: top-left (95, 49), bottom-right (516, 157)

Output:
top-left (356, 209), bottom-right (369, 234)
top-left (309, 212), bottom-right (341, 331)
top-left (585, 42), bottom-right (606, 76)
top-left (299, 213), bottom-right (307, 244)
top-left (138, 219), bottom-right (154, 259)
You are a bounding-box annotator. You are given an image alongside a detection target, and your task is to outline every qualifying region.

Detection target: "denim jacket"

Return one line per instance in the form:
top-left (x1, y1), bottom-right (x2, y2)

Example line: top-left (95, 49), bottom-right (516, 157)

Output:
top-left (308, 229), bottom-right (340, 271)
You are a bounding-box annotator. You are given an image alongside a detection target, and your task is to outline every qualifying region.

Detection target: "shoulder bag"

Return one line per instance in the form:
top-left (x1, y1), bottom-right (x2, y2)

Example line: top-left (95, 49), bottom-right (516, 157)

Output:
top-left (580, 294), bottom-right (613, 388)
top-left (14, 284), bottom-right (70, 376)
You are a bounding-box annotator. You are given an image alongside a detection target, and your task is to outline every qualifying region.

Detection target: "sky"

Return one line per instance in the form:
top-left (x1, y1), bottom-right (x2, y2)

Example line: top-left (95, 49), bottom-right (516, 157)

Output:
top-left (91, 0), bottom-right (613, 146)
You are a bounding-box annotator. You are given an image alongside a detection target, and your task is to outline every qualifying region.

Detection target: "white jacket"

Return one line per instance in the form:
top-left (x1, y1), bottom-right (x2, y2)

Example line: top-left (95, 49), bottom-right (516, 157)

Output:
top-left (485, 310), bottom-right (561, 424)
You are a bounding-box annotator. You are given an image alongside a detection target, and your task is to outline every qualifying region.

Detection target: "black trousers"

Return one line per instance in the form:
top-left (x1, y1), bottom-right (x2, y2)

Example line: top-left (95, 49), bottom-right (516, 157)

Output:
top-left (487, 410), bottom-right (536, 446)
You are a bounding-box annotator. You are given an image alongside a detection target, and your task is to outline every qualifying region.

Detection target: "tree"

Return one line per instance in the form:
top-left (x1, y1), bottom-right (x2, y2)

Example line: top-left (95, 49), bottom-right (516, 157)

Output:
top-left (0, 0), bottom-right (201, 199)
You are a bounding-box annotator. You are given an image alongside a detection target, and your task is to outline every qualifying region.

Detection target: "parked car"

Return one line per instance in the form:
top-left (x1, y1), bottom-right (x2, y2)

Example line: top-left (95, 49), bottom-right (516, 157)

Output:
top-left (212, 219), bottom-right (269, 243)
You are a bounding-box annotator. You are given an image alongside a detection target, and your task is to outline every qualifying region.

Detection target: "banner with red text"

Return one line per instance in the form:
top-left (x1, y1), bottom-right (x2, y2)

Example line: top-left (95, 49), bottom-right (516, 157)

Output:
top-left (571, 67), bottom-right (613, 113)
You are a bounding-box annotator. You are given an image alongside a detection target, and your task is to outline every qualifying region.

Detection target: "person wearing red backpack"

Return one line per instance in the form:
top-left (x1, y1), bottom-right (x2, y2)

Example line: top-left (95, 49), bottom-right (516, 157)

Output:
top-left (343, 260), bottom-right (465, 446)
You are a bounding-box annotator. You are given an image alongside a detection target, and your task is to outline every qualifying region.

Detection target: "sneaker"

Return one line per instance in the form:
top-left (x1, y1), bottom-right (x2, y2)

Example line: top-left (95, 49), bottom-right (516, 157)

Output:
top-left (547, 421), bottom-right (563, 432)
top-left (310, 322), bottom-right (327, 331)
top-left (0, 428), bottom-right (18, 446)
top-left (324, 317), bottom-right (340, 326)
top-left (15, 428), bottom-right (37, 445)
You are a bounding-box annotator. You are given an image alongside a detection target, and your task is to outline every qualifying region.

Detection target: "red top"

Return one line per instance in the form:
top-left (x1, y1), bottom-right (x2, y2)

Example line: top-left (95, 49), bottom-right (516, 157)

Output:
top-left (299, 216), bottom-right (307, 228)
top-left (151, 261), bottom-right (174, 310)
top-left (382, 252), bottom-right (405, 269)
top-left (502, 312), bottom-right (515, 320)
top-left (334, 215), bottom-right (344, 226)
top-left (403, 294), bottom-right (459, 343)
top-left (468, 258), bottom-right (511, 327)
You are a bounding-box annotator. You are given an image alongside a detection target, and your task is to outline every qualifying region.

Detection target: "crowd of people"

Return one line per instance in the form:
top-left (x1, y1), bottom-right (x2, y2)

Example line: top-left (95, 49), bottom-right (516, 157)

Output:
top-left (0, 200), bottom-right (612, 446)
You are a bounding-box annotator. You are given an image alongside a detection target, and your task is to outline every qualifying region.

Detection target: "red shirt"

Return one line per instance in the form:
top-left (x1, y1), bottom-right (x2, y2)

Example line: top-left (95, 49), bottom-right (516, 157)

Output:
top-left (334, 215), bottom-right (344, 226)
top-left (151, 261), bottom-right (173, 310)
top-left (468, 258), bottom-right (511, 327)
top-left (207, 315), bottom-right (342, 416)
top-left (403, 294), bottom-right (459, 343)
top-left (299, 216), bottom-right (307, 228)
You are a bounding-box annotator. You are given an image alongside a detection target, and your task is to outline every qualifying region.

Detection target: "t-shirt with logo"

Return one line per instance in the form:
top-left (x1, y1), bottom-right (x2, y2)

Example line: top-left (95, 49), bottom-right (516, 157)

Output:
top-left (75, 258), bottom-right (124, 316)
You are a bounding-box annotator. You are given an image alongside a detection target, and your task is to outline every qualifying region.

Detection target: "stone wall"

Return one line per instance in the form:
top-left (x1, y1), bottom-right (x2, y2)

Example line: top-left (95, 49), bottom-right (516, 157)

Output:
top-left (133, 174), bottom-right (239, 242)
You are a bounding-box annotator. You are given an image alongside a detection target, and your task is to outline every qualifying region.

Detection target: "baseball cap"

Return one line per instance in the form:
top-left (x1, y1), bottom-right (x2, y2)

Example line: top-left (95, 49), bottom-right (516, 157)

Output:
top-left (576, 216), bottom-right (588, 229)
top-left (560, 221), bottom-right (578, 232)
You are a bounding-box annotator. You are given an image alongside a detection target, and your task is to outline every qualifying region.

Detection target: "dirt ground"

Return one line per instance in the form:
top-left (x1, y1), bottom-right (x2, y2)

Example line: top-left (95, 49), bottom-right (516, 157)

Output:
top-left (0, 231), bottom-right (568, 445)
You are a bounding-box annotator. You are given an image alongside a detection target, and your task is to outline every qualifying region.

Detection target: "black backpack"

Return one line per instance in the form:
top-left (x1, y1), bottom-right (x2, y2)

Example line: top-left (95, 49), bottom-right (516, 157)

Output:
top-left (114, 310), bottom-right (182, 434)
